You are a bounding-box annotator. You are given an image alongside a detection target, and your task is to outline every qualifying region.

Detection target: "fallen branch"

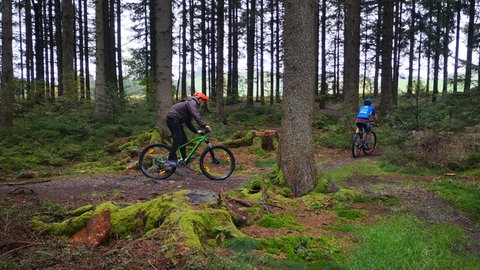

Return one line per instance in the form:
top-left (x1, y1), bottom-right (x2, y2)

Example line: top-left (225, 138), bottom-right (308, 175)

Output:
top-left (1, 241), bottom-right (42, 256)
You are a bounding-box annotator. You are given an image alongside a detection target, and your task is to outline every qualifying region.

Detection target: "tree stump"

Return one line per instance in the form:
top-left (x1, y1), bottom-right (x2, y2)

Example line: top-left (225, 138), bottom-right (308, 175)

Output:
top-left (224, 130), bottom-right (279, 151)
top-left (254, 130), bottom-right (279, 151)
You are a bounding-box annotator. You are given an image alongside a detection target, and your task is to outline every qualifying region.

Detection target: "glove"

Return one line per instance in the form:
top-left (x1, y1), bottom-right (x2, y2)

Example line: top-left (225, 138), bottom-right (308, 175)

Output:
top-left (205, 126), bottom-right (212, 132)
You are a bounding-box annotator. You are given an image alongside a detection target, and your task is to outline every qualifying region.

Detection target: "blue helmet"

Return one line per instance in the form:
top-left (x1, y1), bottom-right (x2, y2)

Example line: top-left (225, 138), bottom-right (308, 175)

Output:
top-left (364, 98), bottom-right (372, 105)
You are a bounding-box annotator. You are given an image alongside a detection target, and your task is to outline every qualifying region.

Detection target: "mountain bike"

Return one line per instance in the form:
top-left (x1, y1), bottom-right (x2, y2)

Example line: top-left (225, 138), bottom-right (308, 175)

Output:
top-left (139, 131), bottom-right (235, 180)
top-left (352, 121), bottom-right (377, 158)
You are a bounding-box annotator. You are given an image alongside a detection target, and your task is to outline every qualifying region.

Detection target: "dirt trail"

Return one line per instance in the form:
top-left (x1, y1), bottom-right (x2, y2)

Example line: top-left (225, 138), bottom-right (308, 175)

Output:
top-left (1, 146), bottom-right (479, 260)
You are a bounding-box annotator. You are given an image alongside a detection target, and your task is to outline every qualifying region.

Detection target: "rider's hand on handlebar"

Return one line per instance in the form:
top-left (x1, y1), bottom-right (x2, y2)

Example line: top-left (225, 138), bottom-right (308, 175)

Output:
top-left (205, 126), bottom-right (212, 132)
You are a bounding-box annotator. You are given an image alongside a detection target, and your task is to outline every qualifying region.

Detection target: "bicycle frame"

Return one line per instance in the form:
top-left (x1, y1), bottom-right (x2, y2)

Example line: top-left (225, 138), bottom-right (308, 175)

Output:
top-left (176, 134), bottom-right (210, 162)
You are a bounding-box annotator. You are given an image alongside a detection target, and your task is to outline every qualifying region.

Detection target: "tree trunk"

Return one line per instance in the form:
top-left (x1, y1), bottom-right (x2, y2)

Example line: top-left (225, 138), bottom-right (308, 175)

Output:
top-left (407, 0), bottom-right (415, 95)
top-left (464, 0), bottom-right (475, 92)
top-left (181, 0), bottom-right (188, 98)
top-left (379, 0), bottom-right (394, 115)
top-left (246, 0), bottom-right (255, 107)
top-left (62, 0), bottom-right (76, 101)
top-left (279, 0), bottom-right (317, 197)
top-left (94, 0), bottom-right (107, 120)
top-left (453, 0), bottom-right (461, 93)
top-left (343, 0), bottom-right (361, 122)
top-left (1, 0), bottom-right (14, 132)
top-left (319, 0), bottom-right (327, 108)
top-left (216, 0), bottom-right (226, 123)
top-left (153, 0), bottom-right (173, 136)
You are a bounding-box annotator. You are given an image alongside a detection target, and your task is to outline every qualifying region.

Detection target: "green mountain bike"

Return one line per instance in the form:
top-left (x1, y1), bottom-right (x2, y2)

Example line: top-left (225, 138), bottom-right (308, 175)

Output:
top-left (352, 122), bottom-right (377, 158)
top-left (139, 131), bottom-right (235, 180)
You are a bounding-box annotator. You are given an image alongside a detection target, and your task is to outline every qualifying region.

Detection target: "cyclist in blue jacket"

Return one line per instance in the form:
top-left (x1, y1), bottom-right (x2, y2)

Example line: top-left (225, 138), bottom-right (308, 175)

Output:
top-left (355, 98), bottom-right (379, 149)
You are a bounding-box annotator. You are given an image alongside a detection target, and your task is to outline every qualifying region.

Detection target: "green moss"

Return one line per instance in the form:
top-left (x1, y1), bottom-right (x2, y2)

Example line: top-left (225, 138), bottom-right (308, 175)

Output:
top-left (258, 235), bottom-right (345, 264)
top-left (69, 204), bottom-right (94, 216)
top-left (30, 190), bottom-right (244, 251)
top-left (336, 210), bottom-right (363, 220)
top-left (333, 188), bottom-right (361, 202)
top-left (258, 214), bottom-right (300, 230)
top-left (31, 201), bottom-right (120, 237)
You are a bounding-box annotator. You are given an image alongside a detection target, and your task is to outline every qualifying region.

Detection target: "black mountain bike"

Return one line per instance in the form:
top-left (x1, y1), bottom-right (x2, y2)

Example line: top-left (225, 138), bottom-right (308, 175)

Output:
top-left (352, 122), bottom-right (377, 158)
top-left (139, 131), bottom-right (235, 181)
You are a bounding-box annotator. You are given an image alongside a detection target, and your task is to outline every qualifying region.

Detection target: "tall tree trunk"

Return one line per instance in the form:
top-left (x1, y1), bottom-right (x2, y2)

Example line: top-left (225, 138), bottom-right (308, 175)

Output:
top-left (373, 4), bottom-right (381, 98)
top-left (259, 0), bottom-right (265, 105)
top-left (201, 0), bottom-right (207, 96)
top-left (274, 0), bottom-right (280, 103)
top-left (62, 0), bottom-right (76, 101)
top-left (379, 0), bottom-right (394, 114)
top-left (189, 0), bottom-right (195, 95)
top-left (181, 0), bottom-right (188, 98)
top-left (441, 1), bottom-right (451, 94)
top-left (279, 0), bottom-right (317, 197)
top-left (343, 0), bottom-right (361, 121)
top-left (94, 0), bottom-right (107, 120)
top-left (319, 0), bottom-right (327, 108)
top-left (55, 0), bottom-right (63, 97)
top-left (117, 0), bottom-right (125, 104)
top-left (48, 0), bottom-right (55, 99)
top-left (84, 0), bottom-right (91, 100)
top-left (1, 0), bottom-right (14, 132)
top-left (210, 1), bottom-right (216, 100)
top-left (246, 0), bottom-right (255, 106)
top-left (154, 0), bottom-right (173, 135)
top-left (464, 0), bottom-right (475, 92)
top-left (216, 0), bottom-right (226, 123)
top-left (269, 0), bottom-right (274, 105)
top-left (407, 0), bottom-right (415, 95)
top-left (453, 0), bottom-right (461, 93)
top-left (34, 1), bottom-right (45, 102)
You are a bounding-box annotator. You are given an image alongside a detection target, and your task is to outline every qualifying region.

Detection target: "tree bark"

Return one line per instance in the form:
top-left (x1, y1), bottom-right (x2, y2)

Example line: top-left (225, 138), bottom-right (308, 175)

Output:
top-left (94, 0), bottom-right (107, 120)
top-left (279, 0), bottom-right (317, 197)
top-left (1, 0), bottom-right (14, 132)
top-left (154, 0), bottom-right (173, 136)
top-left (379, 0), bottom-right (394, 115)
top-left (343, 0), bottom-right (361, 122)
top-left (216, 0), bottom-right (226, 123)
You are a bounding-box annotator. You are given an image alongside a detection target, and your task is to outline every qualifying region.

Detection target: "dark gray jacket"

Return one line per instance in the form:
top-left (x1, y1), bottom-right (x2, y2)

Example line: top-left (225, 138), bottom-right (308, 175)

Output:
top-left (167, 97), bottom-right (207, 132)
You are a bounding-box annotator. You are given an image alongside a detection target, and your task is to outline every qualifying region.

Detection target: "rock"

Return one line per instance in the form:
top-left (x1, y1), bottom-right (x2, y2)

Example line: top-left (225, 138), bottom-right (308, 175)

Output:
top-left (68, 209), bottom-right (112, 247)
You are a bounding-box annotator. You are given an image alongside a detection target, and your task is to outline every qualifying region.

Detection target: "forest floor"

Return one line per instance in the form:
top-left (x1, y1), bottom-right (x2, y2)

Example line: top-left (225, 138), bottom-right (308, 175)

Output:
top-left (1, 141), bottom-right (480, 269)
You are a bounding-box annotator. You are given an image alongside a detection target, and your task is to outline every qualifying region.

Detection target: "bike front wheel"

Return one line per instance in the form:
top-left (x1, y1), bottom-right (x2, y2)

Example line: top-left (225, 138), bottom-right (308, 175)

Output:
top-left (363, 131), bottom-right (377, 155)
top-left (200, 146), bottom-right (235, 180)
top-left (352, 133), bottom-right (363, 158)
top-left (139, 143), bottom-right (176, 180)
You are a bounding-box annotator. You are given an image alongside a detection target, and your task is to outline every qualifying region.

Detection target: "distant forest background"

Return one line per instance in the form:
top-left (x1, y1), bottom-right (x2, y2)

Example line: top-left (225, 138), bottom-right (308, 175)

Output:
top-left (1, 0), bottom-right (480, 130)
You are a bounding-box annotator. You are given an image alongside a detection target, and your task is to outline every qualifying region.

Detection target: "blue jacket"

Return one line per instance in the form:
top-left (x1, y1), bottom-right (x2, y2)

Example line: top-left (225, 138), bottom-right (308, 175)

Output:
top-left (356, 105), bottom-right (376, 120)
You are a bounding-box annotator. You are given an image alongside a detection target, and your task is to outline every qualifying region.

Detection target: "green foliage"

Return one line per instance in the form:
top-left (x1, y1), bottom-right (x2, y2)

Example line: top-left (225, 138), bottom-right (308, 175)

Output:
top-left (226, 104), bottom-right (282, 127)
top-left (380, 92), bottom-right (480, 171)
top-left (0, 101), bottom-right (155, 180)
top-left (423, 180), bottom-right (480, 221)
top-left (344, 215), bottom-right (479, 269)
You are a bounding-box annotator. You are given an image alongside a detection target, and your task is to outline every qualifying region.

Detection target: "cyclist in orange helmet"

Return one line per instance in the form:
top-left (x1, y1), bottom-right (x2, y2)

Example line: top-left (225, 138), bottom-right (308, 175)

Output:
top-left (165, 92), bottom-right (211, 167)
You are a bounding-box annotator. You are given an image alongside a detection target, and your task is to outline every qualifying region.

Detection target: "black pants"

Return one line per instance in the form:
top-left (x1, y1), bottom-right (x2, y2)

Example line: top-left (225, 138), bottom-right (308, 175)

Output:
top-left (166, 117), bottom-right (187, 161)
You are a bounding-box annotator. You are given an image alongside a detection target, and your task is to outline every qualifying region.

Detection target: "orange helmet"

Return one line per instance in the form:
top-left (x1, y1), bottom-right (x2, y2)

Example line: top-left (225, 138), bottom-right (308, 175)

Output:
top-left (193, 92), bottom-right (209, 102)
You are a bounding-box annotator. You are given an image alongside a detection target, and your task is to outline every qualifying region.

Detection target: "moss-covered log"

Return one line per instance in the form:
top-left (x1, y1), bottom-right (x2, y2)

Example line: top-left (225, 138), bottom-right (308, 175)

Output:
top-left (30, 190), bottom-right (245, 251)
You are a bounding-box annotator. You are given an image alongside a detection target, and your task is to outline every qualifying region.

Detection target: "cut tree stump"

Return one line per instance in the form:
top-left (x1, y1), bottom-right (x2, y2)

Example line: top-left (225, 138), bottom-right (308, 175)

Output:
top-left (224, 129), bottom-right (279, 151)
top-left (254, 130), bottom-right (279, 151)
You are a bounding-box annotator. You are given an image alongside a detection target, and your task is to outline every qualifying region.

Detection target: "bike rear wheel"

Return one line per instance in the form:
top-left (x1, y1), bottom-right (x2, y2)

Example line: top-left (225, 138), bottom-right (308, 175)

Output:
top-left (139, 143), bottom-right (176, 180)
top-left (352, 133), bottom-right (363, 158)
top-left (363, 131), bottom-right (377, 155)
top-left (200, 145), bottom-right (235, 180)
